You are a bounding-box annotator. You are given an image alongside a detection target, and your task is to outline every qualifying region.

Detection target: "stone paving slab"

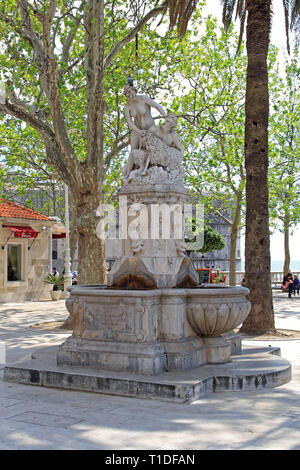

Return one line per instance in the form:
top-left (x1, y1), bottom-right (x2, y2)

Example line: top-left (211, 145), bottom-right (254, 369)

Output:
top-left (0, 364), bottom-right (299, 449)
top-left (0, 294), bottom-right (299, 449)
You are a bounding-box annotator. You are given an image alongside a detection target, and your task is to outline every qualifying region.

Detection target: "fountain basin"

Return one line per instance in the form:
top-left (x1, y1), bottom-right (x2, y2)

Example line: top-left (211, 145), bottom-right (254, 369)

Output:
top-left (58, 284), bottom-right (250, 375)
top-left (186, 285), bottom-right (251, 337)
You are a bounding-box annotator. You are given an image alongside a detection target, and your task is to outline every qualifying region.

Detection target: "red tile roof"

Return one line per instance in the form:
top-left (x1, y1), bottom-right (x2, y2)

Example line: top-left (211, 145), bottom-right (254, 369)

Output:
top-left (0, 199), bottom-right (51, 221)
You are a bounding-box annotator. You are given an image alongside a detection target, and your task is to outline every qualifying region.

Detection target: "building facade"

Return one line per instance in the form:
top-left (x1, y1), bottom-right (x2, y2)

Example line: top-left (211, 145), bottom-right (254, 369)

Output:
top-left (0, 199), bottom-right (57, 302)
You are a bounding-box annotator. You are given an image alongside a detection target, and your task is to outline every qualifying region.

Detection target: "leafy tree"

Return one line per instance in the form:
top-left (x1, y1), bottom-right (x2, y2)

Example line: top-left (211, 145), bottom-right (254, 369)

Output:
top-left (0, 0), bottom-right (168, 284)
top-left (269, 52), bottom-right (300, 275)
top-left (201, 224), bottom-right (225, 253)
top-left (220, 0), bottom-right (300, 334)
top-left (184, 216), bottom-right (225, 255)
top-left (165, 0), bottom-right (300, 334)
top-left (0, 120), bottom-right (65, 219)
top-left (169, 19), bottom-right (247, 285)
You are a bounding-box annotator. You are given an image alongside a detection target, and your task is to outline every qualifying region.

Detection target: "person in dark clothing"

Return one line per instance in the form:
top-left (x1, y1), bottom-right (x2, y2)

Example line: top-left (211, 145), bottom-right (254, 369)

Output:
top-left (52, 267), bottom-right (60, 291)
top-left (293, 275), bottom-right (300, 295)
top-left (285, 273), bottom-right (294, 298)
top-left (282, 274), bottom-right (289, 290)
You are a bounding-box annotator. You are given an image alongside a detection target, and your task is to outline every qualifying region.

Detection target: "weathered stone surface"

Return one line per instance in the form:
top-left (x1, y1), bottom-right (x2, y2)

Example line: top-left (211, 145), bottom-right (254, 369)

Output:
top-left (3, 345), bottom-right (292, 404)
top-left (108, 185), bottom-right (199, 289)
top-left (56, 285), bottom-right (251, 375)
top-left (186, 286), bottom-right (251, 336)
top-left (57, 337), bottom-right (167, 375)
top-left (122, 84), bottom-right (183, 186)
top-left (108, 258), bottom-right (157, 289)
top-left (222, 330), bottom-right (242, 355)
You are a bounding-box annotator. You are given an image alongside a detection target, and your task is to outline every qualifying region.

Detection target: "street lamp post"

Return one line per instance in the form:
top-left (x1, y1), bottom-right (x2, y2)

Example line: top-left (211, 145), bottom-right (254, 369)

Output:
top-left (64, 183), bottom-right (73, 297)
top-left (48, 226), bottom-right (53, 298)
top-left (48, 226), bottom-right (53, 276)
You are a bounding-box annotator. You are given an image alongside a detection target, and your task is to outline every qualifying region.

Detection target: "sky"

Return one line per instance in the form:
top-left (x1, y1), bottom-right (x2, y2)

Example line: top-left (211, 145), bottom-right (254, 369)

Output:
top-left (239, 226), bottom-right (300, 263)
top-left (204, 0), bottom-right (288, 47)
top-left (270, 227), bottom-right (300, 261)
top-left (203, 0), bottom-right (299, 262)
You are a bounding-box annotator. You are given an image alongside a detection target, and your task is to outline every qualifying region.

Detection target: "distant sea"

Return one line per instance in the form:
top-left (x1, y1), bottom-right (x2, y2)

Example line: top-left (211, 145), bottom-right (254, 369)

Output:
top-left (240, 260), bottom-right (300, 272)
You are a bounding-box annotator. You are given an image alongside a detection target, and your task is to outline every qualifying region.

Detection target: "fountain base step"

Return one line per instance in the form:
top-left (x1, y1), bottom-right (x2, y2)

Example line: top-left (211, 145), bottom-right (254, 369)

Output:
top-left (4, 345), bottom-right (291, 403)
top-left (56, 335), bottom-right (233, 376)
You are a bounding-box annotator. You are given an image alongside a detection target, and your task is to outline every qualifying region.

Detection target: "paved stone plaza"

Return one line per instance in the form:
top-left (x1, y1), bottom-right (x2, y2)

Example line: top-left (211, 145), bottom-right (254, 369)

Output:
top-left (0, 293), bottom-right (299, 450)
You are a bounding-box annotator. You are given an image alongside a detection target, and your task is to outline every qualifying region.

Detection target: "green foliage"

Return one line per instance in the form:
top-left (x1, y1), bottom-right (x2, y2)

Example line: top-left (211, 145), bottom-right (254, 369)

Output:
top-left (43, 273), bottom-right (64, 290)
top-left (166, 18), bottom-right (248, 232)
top-left (0, 118), bottom-right (65, 218)
top-left (201, 224), bottom-right (226, 253)
top-left (0, 0), bottom-right (297, 249)
top-left (269, 50), bottom-right (300, 232)
top-left (185, 214), bottom-right (225, 254)
top-left (0, 1), bottom-right (180, 209)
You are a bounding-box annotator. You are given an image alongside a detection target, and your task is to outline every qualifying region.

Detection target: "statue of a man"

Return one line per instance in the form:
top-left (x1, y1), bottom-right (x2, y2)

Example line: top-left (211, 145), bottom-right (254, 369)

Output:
top-left (123, 84), bottom-right (167, 151)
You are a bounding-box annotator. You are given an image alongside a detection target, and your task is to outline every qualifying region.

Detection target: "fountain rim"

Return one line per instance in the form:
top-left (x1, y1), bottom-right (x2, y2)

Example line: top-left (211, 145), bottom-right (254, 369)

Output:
top-left (67, 284), bottom-right (250, 297)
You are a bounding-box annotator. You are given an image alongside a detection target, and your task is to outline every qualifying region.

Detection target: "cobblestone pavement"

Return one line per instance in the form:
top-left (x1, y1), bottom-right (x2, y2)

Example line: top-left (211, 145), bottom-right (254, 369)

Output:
top-left (0, 293), bottom-right (299, 450)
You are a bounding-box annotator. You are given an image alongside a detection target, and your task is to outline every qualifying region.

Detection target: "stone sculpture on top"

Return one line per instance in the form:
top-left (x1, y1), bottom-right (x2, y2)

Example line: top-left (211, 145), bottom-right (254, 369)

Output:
top-left (122, 82), bottom-right (184, 186)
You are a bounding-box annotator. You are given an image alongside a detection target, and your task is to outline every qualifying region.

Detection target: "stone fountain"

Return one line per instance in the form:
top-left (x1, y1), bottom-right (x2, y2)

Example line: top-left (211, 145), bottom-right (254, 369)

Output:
top-left (4, 83), bottom-right (291, 402)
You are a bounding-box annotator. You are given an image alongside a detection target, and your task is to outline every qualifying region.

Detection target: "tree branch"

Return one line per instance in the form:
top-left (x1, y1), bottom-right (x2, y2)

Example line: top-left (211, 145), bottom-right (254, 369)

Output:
top-left (103, 2), bottom-right (166, 70)
top-left (213, 207), bottom-right (233, 226)
top-left (58, 2), bottom-right (85, 81)
top-left (0, 99), bottom-right (54, 137)
top-left (104, 134), bottom-right (130, 170)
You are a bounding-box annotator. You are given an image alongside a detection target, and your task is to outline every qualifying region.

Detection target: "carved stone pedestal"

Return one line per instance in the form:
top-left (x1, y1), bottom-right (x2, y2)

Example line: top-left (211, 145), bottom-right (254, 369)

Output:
top-left (57, 285), bottom-right (251, 375)
top-left (107, 183), bottom-right (199, 289)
